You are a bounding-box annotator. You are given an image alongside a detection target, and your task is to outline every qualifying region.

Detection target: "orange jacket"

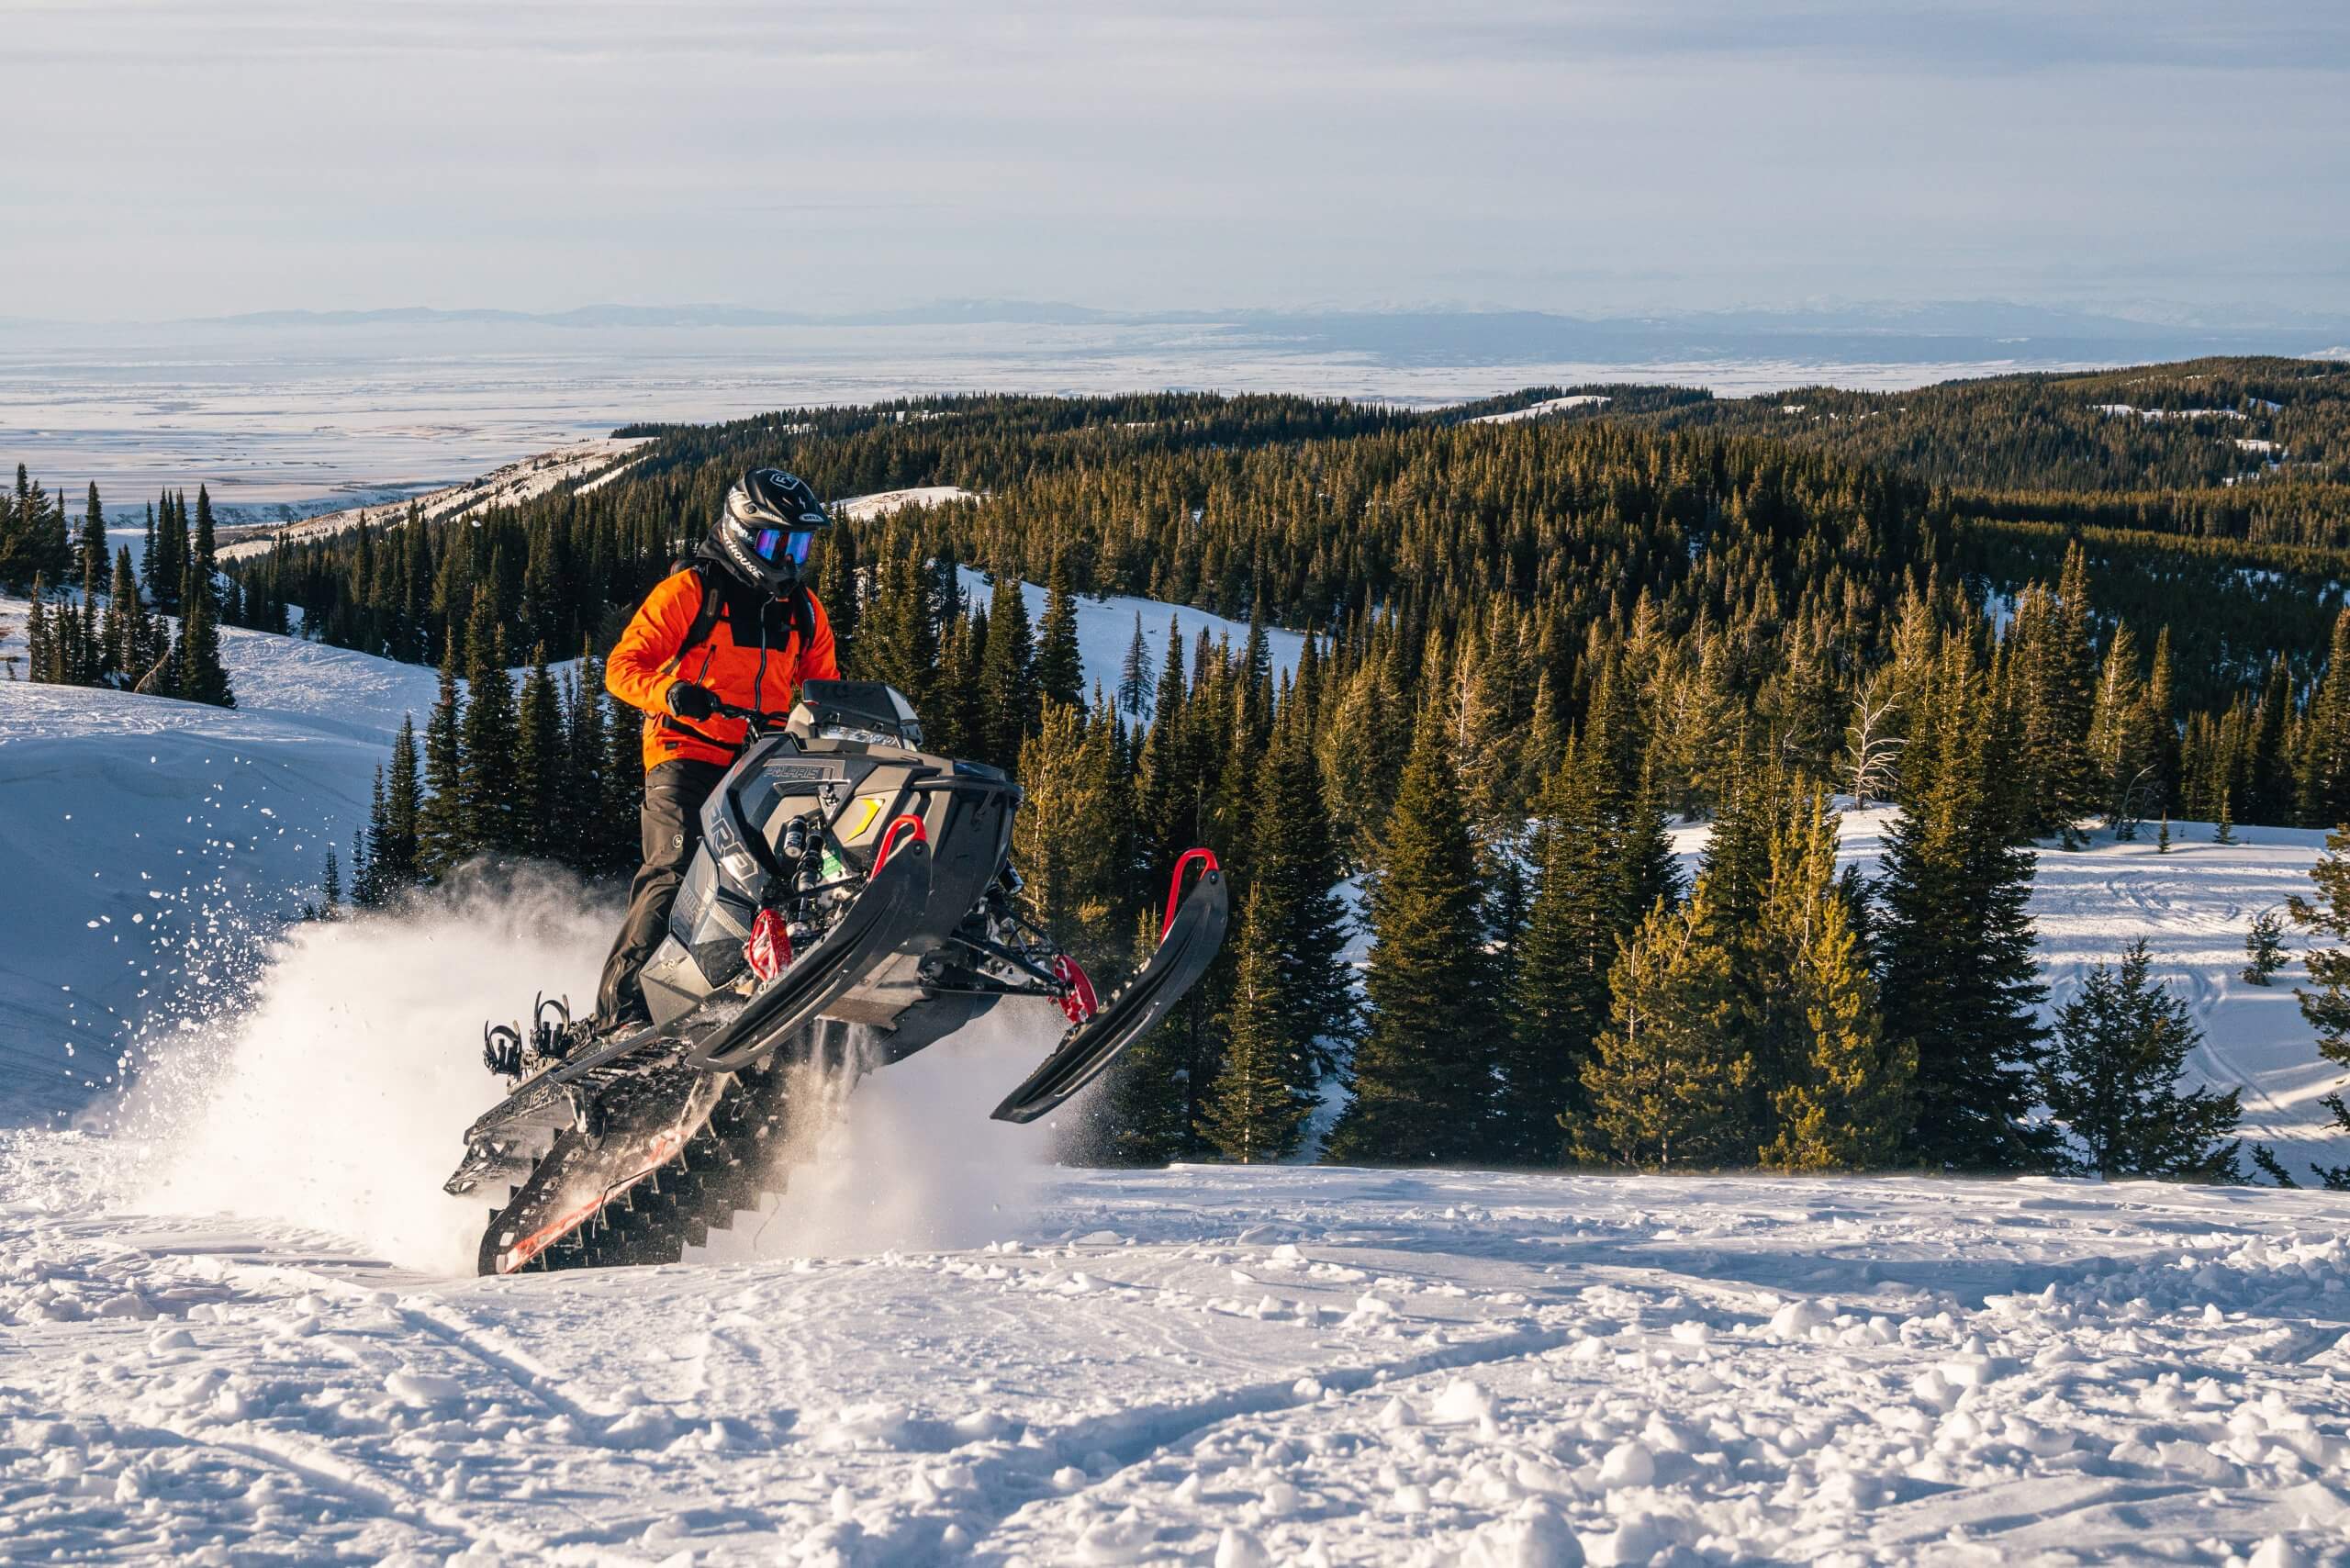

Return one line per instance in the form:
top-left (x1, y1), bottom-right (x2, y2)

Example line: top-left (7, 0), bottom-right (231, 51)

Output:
top-left (607, 568), bottom-right (839, 772)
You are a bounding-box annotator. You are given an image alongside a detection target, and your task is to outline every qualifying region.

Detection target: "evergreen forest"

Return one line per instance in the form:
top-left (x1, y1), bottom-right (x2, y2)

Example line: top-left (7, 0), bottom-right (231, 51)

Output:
top-left (11, 355), bottom-right (2350, 1174)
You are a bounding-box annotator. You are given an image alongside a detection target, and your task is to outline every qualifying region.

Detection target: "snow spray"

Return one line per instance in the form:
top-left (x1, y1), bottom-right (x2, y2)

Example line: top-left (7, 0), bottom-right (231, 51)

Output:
top-left (113, 867), bottom-right (611, 1275)
top-left (710, 1002), bottom-right (1058, 1260)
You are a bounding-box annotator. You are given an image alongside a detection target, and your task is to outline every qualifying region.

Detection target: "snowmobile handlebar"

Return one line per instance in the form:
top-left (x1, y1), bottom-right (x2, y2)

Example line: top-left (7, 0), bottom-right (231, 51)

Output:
top-left (706, 698), bottom-right (799, 739)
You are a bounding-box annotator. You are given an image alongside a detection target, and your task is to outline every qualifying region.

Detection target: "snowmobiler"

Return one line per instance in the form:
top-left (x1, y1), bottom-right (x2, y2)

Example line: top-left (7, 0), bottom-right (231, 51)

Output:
top-left (596, 467), bottom-right (842, 1031)
top-left (447, 671), bottom-right (1227, 1276)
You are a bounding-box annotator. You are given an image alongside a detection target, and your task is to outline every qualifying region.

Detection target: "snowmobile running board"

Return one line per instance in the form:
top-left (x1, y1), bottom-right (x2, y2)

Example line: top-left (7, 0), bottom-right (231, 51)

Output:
top-left (990, 852), bottom-right (1228, 1124)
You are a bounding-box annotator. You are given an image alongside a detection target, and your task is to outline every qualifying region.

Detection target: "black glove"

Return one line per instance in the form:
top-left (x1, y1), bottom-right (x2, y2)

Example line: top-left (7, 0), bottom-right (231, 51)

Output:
top-left (666, 680), bottom-right (719, 721)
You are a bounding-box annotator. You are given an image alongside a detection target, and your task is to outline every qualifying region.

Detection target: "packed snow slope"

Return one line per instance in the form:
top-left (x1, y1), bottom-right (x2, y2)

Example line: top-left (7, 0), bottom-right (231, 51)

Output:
top-left (0, 602), bottom-right (447, 1122)
top-left (14, 1123), bottom-right (2350, 1565)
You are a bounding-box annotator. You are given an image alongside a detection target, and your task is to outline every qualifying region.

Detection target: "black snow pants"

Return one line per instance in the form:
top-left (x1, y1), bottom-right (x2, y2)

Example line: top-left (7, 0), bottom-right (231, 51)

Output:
top-left (597, 758), bottom-right (729, 1020)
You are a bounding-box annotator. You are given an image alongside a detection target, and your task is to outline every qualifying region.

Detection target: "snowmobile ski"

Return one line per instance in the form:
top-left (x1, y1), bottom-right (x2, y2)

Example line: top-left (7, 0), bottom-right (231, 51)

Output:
top-left (990, 849), bottom-right (1229, 1124)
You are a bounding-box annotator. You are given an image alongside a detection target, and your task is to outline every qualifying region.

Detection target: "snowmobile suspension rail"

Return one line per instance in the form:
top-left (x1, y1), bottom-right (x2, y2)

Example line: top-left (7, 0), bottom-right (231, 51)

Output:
top-left (943, 931), bottom-right (1067, 990)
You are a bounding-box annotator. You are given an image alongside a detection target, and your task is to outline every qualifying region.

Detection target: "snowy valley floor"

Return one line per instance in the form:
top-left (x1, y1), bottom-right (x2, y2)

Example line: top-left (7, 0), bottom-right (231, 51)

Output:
top-left (10, 1126), bottom-right (2350, 1566)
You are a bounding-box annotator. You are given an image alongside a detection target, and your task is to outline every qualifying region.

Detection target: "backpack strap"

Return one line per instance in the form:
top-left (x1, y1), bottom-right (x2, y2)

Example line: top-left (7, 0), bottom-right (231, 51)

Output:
top-left (675, 561), bottom-right (730, 666)
top-left (782, 582), bottom-right (814, 650)
top-left (670, 562), bottom-right (814, 670)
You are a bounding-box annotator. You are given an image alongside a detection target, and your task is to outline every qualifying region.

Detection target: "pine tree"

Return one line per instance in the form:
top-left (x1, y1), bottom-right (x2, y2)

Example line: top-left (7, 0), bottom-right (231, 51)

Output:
top-left (384, 713), bottom-right (423, 887)
top-left (1117, 611), bottom-right (1152, 720)
top-left (2214, 796), bottom-right (2237, 846)
top-left (24, 580), bottom-right (54, 683)
top-left (979, 569), bottom-right (1037, 769)
top-left (1246, 700), bottom-right (1358, 1074)
top-left (1134, 617), bottom-right (1197, 872)
top-left (2157, 812), bottom-right (2173, 853)
top-left (140, 501), bottom-right (157, 600)
top-left (156, 490), bottom-right (185, 613)
top-left (2042, 940), bottom-right (2242, 1180)
top-left (813, 511), bottom-right (859, 673)
top-left (1035, 551), bottom-right (1084, 711)
top-left (1761, 793), bottom-right (1914, 1170)
top-left (2087, 622), bottom-right (2159, 831)
top-left (172, 563), bottom-right (236, 707)
top-left (1573, 887), bottom-right (1751, 1169)
top-left (513, 644), bottom-right (564, 858)
top-left (926, 599), bottom-right (983, 760)
top-left (854, 532), bottom-right (938, 710)
top-left (599, 686), bottom-right (643, 878)
top-left (78, 483), bottom-right (106, 586)
top-left (1197, 887), bottom-right (1316, 1163)
top-left (103, 547), bottom-right (139, 687)
top-left (2301, 608), bottom-right (2350, 826)
top-left (559, 648), bottom-right (609, 866)
top-left (319, 847), bottom-right (343, 919)
top-left (1501, 668), bottom-right (1680, 1163)
top-left (1876, 655), bottom-right (2052, 1170)
top-left (2244, 909), bottom-right (2288, 985)
top-left (417, 638), bottom-right (469, 876)
top-left (1010, 700), bottom-right (1123, 970)
top-left (458, 598), bottom-right (520, 856)
top-left (192, 485), bottom-right (218, 607)
top-left (351, 822), bottom-right (375, 910)
top-left (1325, 720), bottom-right (1495, 1164)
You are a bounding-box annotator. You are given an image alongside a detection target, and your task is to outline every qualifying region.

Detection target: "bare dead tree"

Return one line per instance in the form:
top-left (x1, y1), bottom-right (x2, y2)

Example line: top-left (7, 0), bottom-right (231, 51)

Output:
top-left (1843, 681), bottom-right (1905, 807)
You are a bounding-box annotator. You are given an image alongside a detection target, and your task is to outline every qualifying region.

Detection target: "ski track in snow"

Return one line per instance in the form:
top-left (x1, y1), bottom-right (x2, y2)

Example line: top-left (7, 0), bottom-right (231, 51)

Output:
top-left (14, 1136), bottom-right (2350, 1564)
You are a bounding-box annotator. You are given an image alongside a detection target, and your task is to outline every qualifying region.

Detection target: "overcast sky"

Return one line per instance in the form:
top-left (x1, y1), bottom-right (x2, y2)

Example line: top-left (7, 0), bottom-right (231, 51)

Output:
top-left (6, 0), bottom-right (2346, 323)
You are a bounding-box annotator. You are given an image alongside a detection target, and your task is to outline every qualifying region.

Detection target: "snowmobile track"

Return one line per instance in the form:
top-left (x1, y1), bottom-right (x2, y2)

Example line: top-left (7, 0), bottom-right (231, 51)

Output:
top-left (493, 1061), bottom-right (793, 1275)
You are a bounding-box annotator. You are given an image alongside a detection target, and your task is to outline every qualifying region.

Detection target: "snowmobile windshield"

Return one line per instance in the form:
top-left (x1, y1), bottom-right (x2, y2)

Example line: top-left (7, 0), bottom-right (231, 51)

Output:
top-left (817, 718), bottom-right (923, 748)
top-left (753, 528), bottom-right (816, 566)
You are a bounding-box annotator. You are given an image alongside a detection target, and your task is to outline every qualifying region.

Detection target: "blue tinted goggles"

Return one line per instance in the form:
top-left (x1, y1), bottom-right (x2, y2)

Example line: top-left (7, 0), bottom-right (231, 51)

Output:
top-left (754, 528), bottom-right (816, 566)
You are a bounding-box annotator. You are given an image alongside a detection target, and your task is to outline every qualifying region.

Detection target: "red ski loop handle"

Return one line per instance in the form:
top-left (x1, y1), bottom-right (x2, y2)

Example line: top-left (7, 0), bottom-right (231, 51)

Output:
top-left (1162, 848), bottom-right (1221, 943)
top-left (872, 813), bottom-right (929, 876)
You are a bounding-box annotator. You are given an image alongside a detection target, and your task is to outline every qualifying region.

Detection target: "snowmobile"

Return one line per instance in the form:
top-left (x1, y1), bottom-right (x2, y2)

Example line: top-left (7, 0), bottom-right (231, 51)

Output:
top-left (442, 680), bottom-right (1227, 1277)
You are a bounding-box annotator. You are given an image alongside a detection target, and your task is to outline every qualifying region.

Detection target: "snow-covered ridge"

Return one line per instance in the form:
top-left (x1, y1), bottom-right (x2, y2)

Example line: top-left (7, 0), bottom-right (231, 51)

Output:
top-left (213, 437), bottom-right (649, 563)
top-left (1468, 394), bottom-right (1611, 425)
top-left (836, 484), bottom-right (977, 520)
top-left (952, 566), bottom-right (1304, 716)
top-left (2091, 402), bottom-right (2249, 421)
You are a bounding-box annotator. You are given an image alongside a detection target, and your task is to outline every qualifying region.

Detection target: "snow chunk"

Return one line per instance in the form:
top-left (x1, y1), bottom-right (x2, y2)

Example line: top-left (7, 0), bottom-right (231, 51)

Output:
top-left (385, 1370), bottom-right (464, 1408)
top-left (1464, 1503), bottom-right (1585, 1568)
top-left (2250, 1536), bottom-right (2312, 1568)
top-left (1598, 1439), bottom-right (1656, 1488)
top-left (1074, 1506), bottom-right (1156, 1563)
top-left (1215, 1527), bottom-right (1275, 1568)
top-left (1434, 1378), bottom-right (1499, 1424)
top-left (1766, 1299), bottom-right (1832, 1339)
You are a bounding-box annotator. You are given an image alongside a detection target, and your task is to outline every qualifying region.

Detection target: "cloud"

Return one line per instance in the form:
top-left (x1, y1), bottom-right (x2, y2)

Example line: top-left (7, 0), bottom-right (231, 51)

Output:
top-left (3, 1), bottom-right (2345, 319)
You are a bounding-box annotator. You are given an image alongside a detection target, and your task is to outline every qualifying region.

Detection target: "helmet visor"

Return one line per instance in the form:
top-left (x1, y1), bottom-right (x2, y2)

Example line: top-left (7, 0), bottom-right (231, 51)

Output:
top-left (752, 527), bottom-right (816, 566)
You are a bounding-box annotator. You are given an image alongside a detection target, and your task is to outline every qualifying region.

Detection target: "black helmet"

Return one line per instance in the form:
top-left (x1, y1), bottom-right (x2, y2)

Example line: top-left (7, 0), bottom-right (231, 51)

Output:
top-left (706, 468), bottom-right (831, 594)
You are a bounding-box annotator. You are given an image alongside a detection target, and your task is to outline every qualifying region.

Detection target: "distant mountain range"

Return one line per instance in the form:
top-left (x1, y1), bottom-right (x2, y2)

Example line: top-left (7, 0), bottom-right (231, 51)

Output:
top-left (10, 300), bottom-right (2346, 368)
